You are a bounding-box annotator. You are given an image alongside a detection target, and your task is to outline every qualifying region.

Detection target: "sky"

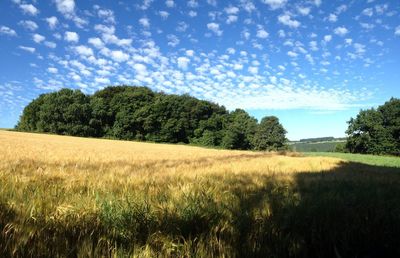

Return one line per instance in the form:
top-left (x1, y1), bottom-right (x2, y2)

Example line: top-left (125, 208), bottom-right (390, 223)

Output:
top-left (0, 0), bottom-right (399, 140)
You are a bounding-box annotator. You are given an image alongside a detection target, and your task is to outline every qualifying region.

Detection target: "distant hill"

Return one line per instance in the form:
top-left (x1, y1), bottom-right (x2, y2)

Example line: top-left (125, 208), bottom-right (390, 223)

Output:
top-left (298, 137), bottom-right (346, 143)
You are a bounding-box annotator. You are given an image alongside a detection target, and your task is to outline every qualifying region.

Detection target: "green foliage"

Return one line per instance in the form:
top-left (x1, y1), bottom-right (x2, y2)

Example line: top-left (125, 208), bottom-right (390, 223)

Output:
top-left (253, 116), bottom-right (287, 151)
top-left (16, 86), bottom-right (288, 150)
top-left (346, 98), bottom-right (400, 155)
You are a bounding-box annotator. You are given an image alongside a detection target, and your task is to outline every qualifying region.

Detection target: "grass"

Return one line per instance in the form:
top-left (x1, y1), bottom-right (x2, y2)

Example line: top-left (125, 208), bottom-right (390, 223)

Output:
top-left (304, 152), bottom-right (400, 168)
top-left (1, 130), bottom-right (400, 257)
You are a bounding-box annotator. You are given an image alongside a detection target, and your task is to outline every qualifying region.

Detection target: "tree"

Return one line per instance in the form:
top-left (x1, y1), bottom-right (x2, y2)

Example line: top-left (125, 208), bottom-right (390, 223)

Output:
top-left (253, 116), bottom-right (287, 151)
top-left (346, 98), bottom-right (400, 155)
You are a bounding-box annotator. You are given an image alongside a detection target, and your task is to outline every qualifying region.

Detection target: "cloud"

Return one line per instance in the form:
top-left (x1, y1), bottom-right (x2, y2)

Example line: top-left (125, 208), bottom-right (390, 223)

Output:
top-left (0, 26), bottom-right (17, 36)
top-left (33, 33), bottom-right (45, 43)
top-left (165, 0), bottom-right (174, 8)
top-left (278, 14), bottom-right (300, 28)
top-left (18, 46), bottom-right (35, 53)
top-left (287, 51), bottom-right (298, 58)
top-left (334, 26), bottom-right (348, 36)
top-left (225, 6), bottom-right (239, 14)
top-left (167, 34), bottom-right (180, 47)
top-left (226, 15), bottom-right (238, 24)
top-left (64, 31), bottom-right (79, 43)
top-left (328, 14), bottom-right (337, 22)
top-left (159, 11), bottom-right (169, 19)
top-left (395, 26), bottom-right (400, 36)
top-left (362, 8), bottom-right (373, 17)
top-left (177, 56), bottom-right (190, 70)
top-left (19, 4), bottom-right (38, 16)
top-left (256, 29), bottom-right (269, 38)
top-left (97, 8), bottom-right (115, 23)
top-left (45, 17), bottom-right (58, 29)
top-left (139, 17), bottom-right (150, 28)
top-left (74, 45), bottom-right (94, 56)
top-left (110, 50), bottom-right (130, 62)
top-left (207, 22), bottom-right (222, 36)
top-left (88, 37), bottom-right (104, 48)
top-left (262, 0), bottom-right (287, 10)
top-left (55, 0), bottom-right (75, 14)
top-left (95, 77), bottom-right (110, 84)
top-left (18, 20), bottom-right (38, 31)
top-left (324, 35), bottom-right (332, 42)
top-left (48, 67), bottom-right (58, 74)
top-left (55, 0), bottom-right (87, 27)
top-left (297, 6), bottom-right (311, 16)
top-left (44, 41), bottom-right (57, 48)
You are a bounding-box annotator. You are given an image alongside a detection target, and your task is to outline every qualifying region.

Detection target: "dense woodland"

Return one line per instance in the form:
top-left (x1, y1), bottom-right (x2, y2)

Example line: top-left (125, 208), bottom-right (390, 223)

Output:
top-left (346, 98), bottom-right (400, 156)
top-left (16, 86), bottom-right (287, 151)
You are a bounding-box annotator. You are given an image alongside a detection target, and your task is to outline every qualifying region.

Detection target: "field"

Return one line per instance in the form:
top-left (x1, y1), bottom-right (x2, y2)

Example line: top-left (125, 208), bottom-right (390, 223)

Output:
top-left (305, 152), bottom-right (400, 168)
top-left (1, 131), bottom-right (400, 257)
top-left (289, 141), bottom-right (345, 152)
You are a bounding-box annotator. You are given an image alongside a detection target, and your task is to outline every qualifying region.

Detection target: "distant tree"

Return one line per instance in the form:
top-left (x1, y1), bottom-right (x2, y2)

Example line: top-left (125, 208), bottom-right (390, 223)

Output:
top-left (346, 98), bottom-right (399, 155)
top-left (253, 116), bottom-right (287, 151)
top-left (17, 89), bottom-right (93, 136)
top-left (16, 86), bottom-right (289, 151)
top-left (221, 109), bottom-right (257, 149)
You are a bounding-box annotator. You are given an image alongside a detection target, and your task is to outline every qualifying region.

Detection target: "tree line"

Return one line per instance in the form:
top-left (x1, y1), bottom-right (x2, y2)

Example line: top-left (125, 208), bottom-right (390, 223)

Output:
top-left (345, 98), bottom-right (400, 156)
top-left (16, 86), bottom-right (287, 151)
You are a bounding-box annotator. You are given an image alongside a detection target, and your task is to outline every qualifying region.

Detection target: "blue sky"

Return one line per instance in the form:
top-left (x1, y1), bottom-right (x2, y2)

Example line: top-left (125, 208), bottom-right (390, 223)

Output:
top-left (0, 0), bottom-right (399, 140)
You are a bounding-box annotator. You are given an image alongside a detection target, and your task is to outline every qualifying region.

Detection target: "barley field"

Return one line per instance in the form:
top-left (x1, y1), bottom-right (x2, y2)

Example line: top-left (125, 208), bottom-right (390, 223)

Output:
top-left (1, 130), bottom-right (400, 257)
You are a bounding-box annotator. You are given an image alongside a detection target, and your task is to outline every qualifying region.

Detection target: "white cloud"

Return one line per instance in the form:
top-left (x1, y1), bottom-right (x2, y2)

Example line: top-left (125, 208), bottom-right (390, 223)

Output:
top-left (287, 51), bottom-right (298, 58)
top-left (334, 26), bottom-right (348, 36)
top-left (139, 17), bottom-right (150, 28)
top-left (362, 8), bottom-right (373, 17)
top-left (309, 41), bottom-right (318, 51)
top-left (278, 14), bottom-right (300, 28)
top-left (159, 11), bottom-right (169, 19)
top-left (248, 66), bottom-right (258, 74)
top-left (33, 34), bottom-right (45, 43)
top-left (395, 26), bottom-right (400, 36)
top-left (262, 0), bottom-right (287, 10)
top-left (88, 37), bottom-right (104, 48)
top-left (354, 43), bottom-right (365, 54)
top-left (55, 0), bottom-right (87, 28)
top-left (314, 0), bottom-right (322, 7)
top-left (48, 67), bottom-right (58, 74)
top-left (19, 4), bottom-right (38, 16)
top-left (74, 45), bottom-right (94, 56)
top-left (55, 0), bottom-right (75, 15)
top-left (207, 22), bottom-right (222, 36)
top-left (0, 26), bottom-right (17, 36)
top-left (225, 6), bottom-right (239, 14)
top-left (188, 10), bottom-right (197, 17)
top-left (167, 34), bottom-right (180, 47)
top-left (18, 20), bottom-right (38, 31)
top-left (44, 41), bottom-right (57, 48)
top-left (165, 0), bottom-right (174, 8)
top-left (110, 50), bottom-right (129, 62)
top-left (46, 17), bottom-right (58, 29)
top-left (297, 6), bottom-right (310, 16)
top-left (226, 15), bottom-right (238, 24)
top-left (98, 9), bottom-right (115, 23)
top-left (186, 50), bottom-right (194, 56)
top-left (177, 56), bottom-right (190, 70)
top-left (18, 46), bottom-right (35, 53)
top-left (95, 77), bottom-right (110, 84)
top-left (64, 31), bottom-right (79, 43)
top-left (324, 35), bottom-right (332, 42)
top-left (256, 29), bottom-right (269, 38)
top-left (328, 14), bottom-right (337, 22)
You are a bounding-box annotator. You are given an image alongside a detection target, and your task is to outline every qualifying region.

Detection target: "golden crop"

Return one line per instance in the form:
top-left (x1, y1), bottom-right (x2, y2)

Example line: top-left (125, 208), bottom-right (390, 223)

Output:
top-left (2, 130), bottom-right (397, 257)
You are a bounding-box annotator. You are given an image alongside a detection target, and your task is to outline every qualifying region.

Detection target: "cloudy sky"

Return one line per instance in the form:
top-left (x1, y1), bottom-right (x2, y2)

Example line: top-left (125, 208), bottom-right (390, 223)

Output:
top-left (0, 0), bottom-right (399, 140)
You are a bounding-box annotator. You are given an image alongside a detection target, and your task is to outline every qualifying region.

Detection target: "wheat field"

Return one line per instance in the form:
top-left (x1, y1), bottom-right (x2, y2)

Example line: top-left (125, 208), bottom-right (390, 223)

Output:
top-left (1, 130), bottom-right (400, 257)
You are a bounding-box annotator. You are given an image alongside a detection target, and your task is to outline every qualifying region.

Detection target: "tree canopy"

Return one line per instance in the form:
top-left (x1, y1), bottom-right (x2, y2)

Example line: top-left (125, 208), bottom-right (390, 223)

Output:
top-left (16, 86), bottom-right (288, 151)
top-left (346, 98), bottom-right (400, 155)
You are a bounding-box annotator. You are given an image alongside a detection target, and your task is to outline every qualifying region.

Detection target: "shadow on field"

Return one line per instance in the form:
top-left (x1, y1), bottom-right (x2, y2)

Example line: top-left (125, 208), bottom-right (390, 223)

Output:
top-left (2, 160), bottom-right (400, 257)
top-left (231, 161), bottom-right (400, 258)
